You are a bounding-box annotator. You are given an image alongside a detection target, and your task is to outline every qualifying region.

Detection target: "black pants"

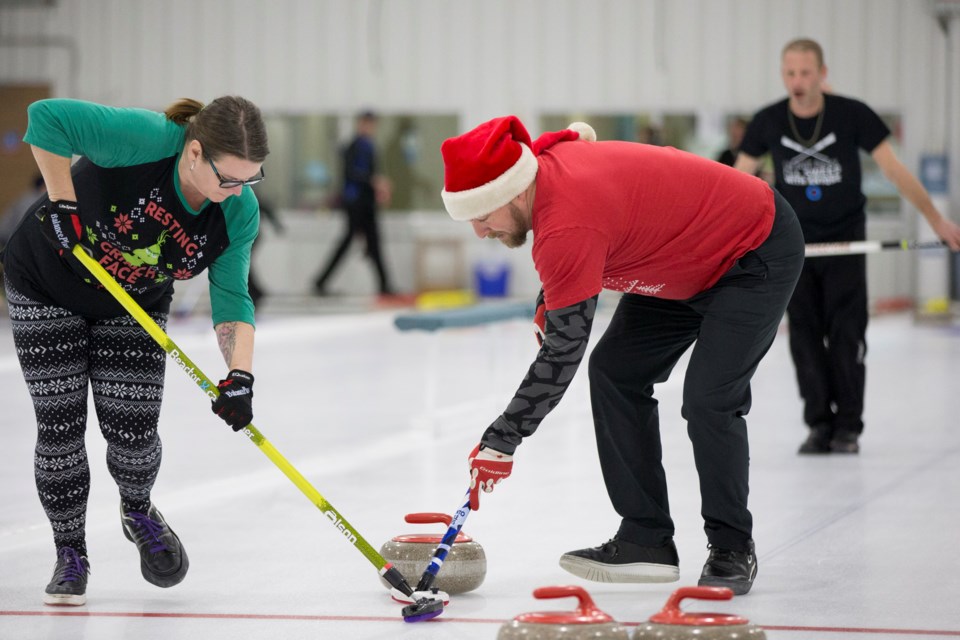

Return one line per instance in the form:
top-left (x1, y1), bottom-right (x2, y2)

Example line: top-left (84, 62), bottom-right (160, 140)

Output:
top-left (786, 254), bottom-right (867, 435)
top-left (588, 191), bottom-right (804, 551)
top-left (314, 201), bottom-right (392, 294)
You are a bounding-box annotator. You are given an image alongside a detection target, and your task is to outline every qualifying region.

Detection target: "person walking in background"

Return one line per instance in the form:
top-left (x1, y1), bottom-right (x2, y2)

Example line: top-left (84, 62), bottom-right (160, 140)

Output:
top-left (439, 115), bottom-right (804, 595)
top-left (313, 110), bottom-right (395, 296)
top-left (382, 117), bottom-right (434, 211)
top-left (0, 173), bottom-right (47, 255)
top-left (1, 96), bottom-right (268, 605)
top-left (716, 117), bottom-right (748, 167)
top-left (734, 38), bottom-right (960, 455)
top-left (247, 186), bottom-right (283, 308)
top-left (717, 118), bottom-right (772, 183)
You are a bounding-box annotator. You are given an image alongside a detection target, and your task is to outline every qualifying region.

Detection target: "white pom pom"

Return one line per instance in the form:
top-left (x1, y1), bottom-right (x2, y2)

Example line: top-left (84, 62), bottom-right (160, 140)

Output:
top-left (567, 121), bottom-right (596, 142)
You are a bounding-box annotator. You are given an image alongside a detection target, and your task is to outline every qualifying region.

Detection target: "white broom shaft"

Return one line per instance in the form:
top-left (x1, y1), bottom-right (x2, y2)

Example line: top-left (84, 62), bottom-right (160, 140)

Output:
top-left (805, 240), bottom-right (947, 257)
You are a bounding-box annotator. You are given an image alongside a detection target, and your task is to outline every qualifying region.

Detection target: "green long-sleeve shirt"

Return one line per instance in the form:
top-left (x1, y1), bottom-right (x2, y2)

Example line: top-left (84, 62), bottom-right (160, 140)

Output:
top-left (3, 98), bottom-right (259, 325)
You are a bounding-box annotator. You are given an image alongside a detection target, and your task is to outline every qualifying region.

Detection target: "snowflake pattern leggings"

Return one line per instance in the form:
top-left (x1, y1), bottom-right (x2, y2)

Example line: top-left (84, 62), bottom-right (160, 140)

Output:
top-left (4, 279), bottom-right (166, 556)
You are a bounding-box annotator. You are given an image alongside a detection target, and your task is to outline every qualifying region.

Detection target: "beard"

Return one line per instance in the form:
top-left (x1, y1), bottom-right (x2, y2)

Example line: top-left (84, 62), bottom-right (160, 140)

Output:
top-left (495, 202), bottom-right (531, 248)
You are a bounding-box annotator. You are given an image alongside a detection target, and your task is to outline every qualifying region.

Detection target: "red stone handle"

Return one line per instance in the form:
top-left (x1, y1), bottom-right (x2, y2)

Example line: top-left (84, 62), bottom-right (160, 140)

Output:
top-left (512, 586), bottom-right (614, 624)
top-left (395, 512), bottom-right (471, 543)
top-left (649, 587), bottom-right (749, 626)
top-left (533, 586), bottom-right (604, 617)
top-left (404, 512), bottom-right (452, 526)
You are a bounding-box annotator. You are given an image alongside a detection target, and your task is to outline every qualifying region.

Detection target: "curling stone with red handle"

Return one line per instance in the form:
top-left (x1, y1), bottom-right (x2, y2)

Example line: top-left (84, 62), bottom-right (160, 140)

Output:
top-left (498, 585), bottom-right (630, 639)
top-left (632, 586), bottom-right (766, 639)
top-left (379, 512), bottom-right (486, 596)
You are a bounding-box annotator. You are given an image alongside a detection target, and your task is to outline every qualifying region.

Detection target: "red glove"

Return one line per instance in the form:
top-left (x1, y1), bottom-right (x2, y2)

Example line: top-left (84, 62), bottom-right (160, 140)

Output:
top-left (467, 444), bottom-right (514, 511)
top-left (534, 288), bottom-right (546, 347)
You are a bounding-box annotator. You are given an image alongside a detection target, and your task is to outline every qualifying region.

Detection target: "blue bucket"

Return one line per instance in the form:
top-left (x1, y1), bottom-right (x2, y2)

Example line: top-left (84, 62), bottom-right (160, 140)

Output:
top-left (474, 262), bottom-right (510, 297)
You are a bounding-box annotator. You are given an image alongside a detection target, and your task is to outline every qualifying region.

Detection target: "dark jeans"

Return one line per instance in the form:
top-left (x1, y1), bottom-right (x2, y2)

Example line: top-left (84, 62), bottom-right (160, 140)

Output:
top-left (588, 191), bottom-right (804, 551)
top-left (786, 254), bottom-right (867, 435)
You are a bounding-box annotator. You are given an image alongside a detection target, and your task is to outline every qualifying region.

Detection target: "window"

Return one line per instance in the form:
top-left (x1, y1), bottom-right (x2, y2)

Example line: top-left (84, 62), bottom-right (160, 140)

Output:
top-left (256, 113), bottom-right (457, 212)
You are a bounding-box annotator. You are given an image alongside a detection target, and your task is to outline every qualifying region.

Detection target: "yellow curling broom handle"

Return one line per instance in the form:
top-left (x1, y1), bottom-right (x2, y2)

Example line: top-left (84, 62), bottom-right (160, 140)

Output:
top-left (71, 245), bottom-right (390, 571)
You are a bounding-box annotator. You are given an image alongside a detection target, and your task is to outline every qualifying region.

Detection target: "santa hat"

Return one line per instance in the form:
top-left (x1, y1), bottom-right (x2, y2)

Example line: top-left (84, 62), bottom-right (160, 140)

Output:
top-left (441, 116), bottom-right (596, 221)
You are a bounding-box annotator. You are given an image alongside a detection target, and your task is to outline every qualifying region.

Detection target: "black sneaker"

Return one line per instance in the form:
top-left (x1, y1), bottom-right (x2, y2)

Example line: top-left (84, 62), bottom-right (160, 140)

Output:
top-left (559, 536), bottom-right (679, 583)
top-left (44, 547), bottom-right (90, 606)
top-left (830, 430), bottom-right (860, 454)
top-left (698, 540), bottom-right (757, 595)
top-left (798, 424), bottom-right (832, 454)
top-left (122, 504), bottom-right (189, 588)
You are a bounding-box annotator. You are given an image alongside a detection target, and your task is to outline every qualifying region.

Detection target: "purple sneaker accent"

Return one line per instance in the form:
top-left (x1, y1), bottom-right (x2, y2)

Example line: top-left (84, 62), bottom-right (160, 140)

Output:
top-left (122, 503), bottom-right (189, 588)
top-left (44, 547), bottom-right (90, 606)
top-left (125, 512), bottom-right (170, 553)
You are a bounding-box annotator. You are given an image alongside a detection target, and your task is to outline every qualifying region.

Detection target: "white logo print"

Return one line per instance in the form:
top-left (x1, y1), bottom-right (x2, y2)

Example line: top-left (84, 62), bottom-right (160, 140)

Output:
top-left (603, 277), bottom-right (666, 295)
top-left (324, 510), bottom-right (359, 544)
top-left (781, 132), bottom-right (842, 186)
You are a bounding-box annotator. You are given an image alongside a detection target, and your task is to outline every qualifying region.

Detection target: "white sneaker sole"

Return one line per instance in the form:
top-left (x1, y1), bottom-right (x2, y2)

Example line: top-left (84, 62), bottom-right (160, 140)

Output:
top-left (43, 592), bottom-right (86, 606)
top-left (558, 555), bottom-right (679, 583)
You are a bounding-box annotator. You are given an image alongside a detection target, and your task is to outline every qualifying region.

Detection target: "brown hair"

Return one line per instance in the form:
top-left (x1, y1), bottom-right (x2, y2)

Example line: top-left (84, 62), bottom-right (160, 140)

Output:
top-left (164, 96), bottom-right (269, 163)
top-left (782, 38), bottom-right (824, 68)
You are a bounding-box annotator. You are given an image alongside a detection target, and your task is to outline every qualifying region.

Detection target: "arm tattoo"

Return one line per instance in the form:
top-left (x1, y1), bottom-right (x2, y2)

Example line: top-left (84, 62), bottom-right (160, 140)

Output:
top-left (216, 322), bottom-right (238, 366)
top-left (481, 295), bottom-right (598, 454)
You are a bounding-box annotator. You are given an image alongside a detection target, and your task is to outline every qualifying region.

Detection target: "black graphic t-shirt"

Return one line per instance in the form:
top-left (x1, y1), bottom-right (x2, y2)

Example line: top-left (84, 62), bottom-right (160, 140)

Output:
top-left (2, 99), bottom-right (259, 324)
top-left (740, 94), bottom-right (889, 243)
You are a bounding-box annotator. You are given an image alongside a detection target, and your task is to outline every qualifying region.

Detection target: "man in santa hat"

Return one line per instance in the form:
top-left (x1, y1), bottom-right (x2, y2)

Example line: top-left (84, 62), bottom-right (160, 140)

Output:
top-left (441, 115), bottom-right (805, 596)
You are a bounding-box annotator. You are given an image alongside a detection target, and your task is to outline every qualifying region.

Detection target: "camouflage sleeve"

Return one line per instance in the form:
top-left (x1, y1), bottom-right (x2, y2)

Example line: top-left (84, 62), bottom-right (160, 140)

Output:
top-left (480, 295), bottom-right (598, 454)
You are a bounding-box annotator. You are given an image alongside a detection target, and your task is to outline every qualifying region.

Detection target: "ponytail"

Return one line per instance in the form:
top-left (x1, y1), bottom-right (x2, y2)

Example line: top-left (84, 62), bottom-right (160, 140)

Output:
top-left (164, 98), bottom-right (205, 125)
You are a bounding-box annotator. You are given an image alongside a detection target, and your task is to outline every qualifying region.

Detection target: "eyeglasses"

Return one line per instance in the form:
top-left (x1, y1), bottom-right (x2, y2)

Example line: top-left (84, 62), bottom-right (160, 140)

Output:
top-left (208, 158), bottom-right (265, 188)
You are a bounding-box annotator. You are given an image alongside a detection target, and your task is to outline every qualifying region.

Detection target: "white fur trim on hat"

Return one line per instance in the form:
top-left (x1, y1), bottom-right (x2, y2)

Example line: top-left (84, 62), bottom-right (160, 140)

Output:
top-left (442, 143), bottom-right (539, 221)
top-left (567, 121), bottom-right (596, 142)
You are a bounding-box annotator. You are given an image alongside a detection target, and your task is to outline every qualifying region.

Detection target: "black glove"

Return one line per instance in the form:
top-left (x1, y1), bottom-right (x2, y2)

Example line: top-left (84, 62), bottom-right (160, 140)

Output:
top-left (36, 200), bottom-right (84, 254)
top-left (211, 369), bottom-right (254, 431)
top-left (534, 288), bottom-right (546, 347)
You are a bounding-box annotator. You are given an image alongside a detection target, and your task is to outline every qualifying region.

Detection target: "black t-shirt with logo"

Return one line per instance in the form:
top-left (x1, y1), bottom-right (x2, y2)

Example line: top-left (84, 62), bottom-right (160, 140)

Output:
top-left (740, 93), bottom-right (890, 243)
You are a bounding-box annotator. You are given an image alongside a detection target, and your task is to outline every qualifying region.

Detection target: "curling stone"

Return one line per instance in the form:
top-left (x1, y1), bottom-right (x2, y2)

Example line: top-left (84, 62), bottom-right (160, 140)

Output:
top-left (498, 586), bottom-right (630, 639)
top-left (632, 586), bottom-right (766, 639)
top-left (378, 512), bottom-right (486, 595)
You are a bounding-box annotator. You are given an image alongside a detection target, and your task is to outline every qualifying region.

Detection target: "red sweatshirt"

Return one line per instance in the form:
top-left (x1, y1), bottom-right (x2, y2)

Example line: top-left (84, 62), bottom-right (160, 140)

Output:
top-left (531, 140), bottom-right (775, 310)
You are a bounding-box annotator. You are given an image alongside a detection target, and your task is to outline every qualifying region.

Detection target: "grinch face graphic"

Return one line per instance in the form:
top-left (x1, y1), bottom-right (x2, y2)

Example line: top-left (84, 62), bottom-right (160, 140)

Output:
top-left (122, 230), bottom-right (169, 266)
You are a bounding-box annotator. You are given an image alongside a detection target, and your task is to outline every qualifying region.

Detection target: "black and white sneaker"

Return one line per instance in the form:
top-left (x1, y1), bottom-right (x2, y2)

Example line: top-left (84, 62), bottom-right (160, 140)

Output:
top-left (122, 504), bottom-right (189, 588)
top-left (44, 547), bottom-right (90, 606)
top-left (698, 540), bottom-right (757, 595)
top-left (559, 536), bottom-right (679, 583)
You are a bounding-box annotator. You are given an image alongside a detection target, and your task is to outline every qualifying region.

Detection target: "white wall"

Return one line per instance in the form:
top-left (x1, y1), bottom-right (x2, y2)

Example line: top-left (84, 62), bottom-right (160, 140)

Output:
top-left (0, 1), bottom-right (951, 131)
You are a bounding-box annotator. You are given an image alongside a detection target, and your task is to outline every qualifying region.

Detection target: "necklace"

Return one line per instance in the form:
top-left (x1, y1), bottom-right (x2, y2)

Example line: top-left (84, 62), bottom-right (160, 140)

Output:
top-left (787, 100), bottom-right (825, 147)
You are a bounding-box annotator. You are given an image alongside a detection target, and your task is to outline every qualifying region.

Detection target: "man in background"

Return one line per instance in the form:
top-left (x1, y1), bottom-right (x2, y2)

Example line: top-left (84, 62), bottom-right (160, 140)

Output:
top-left (313, 111), bottom-right (395, 297)
top-left (735, 38), bottom-right (960, 455)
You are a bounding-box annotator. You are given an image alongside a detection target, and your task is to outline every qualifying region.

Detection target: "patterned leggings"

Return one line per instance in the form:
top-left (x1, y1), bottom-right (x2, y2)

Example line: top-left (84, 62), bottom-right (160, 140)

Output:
top-left (5, 279), bottom-right (167, 556)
